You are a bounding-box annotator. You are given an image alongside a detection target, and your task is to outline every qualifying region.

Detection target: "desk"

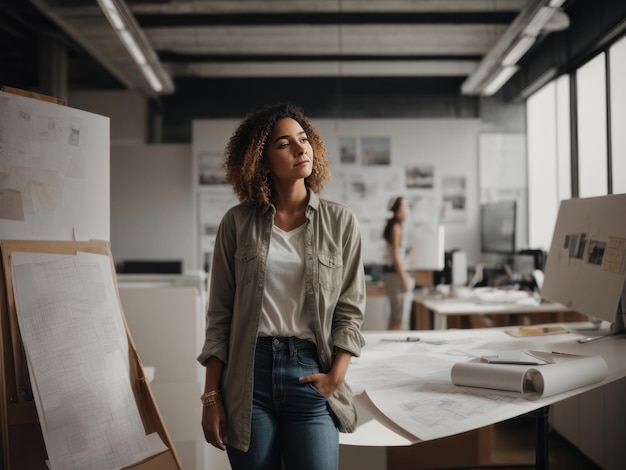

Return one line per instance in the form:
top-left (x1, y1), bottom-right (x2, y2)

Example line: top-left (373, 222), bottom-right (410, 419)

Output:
top-left (339, 322), bottom-right (626, 469)
top-left (413, 292), bottom-right (585, 330)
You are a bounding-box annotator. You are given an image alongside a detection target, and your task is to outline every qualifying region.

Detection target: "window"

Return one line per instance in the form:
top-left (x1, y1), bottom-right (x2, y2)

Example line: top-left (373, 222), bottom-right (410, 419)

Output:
top-left (610, 35), bottom-right (626, 194)
top-left (527, 81), bottom-right (559, 251)
top-left (576, 53), bottom-right (608, 197)
top-left (555, 75), bottom-right (571, 201)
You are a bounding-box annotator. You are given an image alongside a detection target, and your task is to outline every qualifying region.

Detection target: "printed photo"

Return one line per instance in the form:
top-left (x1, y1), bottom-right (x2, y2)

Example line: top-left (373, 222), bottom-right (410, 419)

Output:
top-left (361, 137), bottom-right (391, 166)
top-left (198, 151), bottom-right (228, 185)
top-left (586, 239), bottom-right (606, 266)
top-left (406, 165), bottom-right (434, 189)
top-left (339, 137), bottom-right (357, 164)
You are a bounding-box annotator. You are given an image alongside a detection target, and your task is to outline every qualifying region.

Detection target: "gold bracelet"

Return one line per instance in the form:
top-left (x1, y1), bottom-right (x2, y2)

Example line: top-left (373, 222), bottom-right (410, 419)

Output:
top-left (200, 390), bottom-right (222, 407)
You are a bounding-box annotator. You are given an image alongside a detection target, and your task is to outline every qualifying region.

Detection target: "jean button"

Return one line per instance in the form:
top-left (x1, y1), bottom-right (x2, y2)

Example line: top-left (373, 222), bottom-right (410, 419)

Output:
top-left (273, 338), bottom-right (280, 346)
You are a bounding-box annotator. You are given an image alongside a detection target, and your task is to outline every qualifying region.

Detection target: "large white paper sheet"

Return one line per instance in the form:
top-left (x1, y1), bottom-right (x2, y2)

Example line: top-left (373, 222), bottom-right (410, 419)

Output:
top-left (365, 382), bottom-right (534, 442)
top-left (11, 251), bottom-right (167, 470)
top-left (345, 332), bottom-right (532, 441)
top-left (345, 328), bottom-right (609, 443)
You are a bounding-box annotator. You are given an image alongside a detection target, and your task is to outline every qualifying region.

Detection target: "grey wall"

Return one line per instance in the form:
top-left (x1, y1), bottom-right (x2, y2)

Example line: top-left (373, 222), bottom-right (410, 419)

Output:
top-left (110, 143), bottom-right (194, 271)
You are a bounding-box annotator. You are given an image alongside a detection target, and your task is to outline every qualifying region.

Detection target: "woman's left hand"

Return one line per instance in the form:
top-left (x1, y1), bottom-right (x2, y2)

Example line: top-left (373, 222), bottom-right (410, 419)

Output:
top-left (300, 349), bottom-right (351, 397)
top-left (299, 373), bottom-right (339, 398)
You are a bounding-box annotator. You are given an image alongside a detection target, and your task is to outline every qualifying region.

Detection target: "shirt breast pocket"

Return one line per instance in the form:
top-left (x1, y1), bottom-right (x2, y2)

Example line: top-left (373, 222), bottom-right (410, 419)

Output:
top-left (235, 247), bottom-right (259, 286)
top-left (318, 253), bottom-right (343, 291)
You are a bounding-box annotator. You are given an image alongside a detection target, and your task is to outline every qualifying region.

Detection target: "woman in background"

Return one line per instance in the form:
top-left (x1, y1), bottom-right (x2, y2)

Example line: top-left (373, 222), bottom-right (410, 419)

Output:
top-left (197, 102), bottom-right (366, 470)
top-left (382, 196), bottom-right (415, 330)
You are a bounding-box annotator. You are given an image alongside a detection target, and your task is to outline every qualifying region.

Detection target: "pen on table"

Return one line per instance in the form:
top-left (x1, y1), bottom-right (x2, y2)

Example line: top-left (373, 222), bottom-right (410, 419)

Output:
top-left (382, 336), bottom-right (421, 342)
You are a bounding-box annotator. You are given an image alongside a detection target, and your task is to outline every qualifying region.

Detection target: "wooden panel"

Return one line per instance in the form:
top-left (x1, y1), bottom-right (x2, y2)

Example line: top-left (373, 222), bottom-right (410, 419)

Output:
top-left (412, 270), bottom-right (434, 287)
top-left (387, 426), bottom-right (493, 469)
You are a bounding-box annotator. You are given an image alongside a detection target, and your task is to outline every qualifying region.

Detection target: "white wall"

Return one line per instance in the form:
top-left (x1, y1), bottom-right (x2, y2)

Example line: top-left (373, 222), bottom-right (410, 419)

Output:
top-left (193, 118), bottom-right (483, 268)
top-left (319, 118), bottom-right (483, 265)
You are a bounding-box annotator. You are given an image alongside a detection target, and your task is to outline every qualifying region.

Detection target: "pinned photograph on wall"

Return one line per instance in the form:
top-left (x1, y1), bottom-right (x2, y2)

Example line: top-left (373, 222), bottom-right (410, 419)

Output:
top-left (441, 176), bottom-right (467, 224)
top-left (602, 236), bottom-right (626, 274)
top-left (407, 194), bottom-right (439, 225)
top-left (406, 165), bottom-right (434, 189)
top-left (563, 233), bottom-right (588, 260)
top-left (585, 239), bottom-right (606, 266)
top-left (361, 137), bottom-right (390, 166)
top-left (339, 137), bottom-right (357, 164)
top-left (198, 151), bottom-right (228, 185)
top-left (379, 167), bottom-right (405, 193)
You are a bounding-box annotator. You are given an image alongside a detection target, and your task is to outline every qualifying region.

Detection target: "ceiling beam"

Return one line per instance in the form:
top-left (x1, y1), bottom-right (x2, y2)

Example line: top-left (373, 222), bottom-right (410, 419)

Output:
top-left (167, 60), bottom-right (480, 78)
top-left (144, 24), bottom-right (507, 57)
top-left (128, 0), bottom-right (526, 15)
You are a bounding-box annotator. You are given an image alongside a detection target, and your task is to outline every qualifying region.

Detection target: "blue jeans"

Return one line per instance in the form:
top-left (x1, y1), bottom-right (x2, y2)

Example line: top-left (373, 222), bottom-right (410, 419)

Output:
top-left (227, 336), bottom-right (339, 470)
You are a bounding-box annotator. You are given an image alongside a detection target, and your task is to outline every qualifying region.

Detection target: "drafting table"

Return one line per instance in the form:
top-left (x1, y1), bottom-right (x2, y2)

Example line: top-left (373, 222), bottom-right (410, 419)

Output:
top-left (340, 322), bottom-right (626, 469)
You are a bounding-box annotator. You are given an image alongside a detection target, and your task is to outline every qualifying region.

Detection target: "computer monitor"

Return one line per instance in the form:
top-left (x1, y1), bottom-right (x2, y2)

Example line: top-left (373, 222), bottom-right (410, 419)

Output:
top-left (480, 200), bottom-right (517, 255)
top-left (541, 194), bottom-right (626, 335)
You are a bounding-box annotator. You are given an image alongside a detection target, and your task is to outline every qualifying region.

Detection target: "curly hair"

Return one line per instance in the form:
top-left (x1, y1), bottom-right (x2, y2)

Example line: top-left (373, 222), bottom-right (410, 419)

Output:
top-left (224, 102), bottom-right (330, 206)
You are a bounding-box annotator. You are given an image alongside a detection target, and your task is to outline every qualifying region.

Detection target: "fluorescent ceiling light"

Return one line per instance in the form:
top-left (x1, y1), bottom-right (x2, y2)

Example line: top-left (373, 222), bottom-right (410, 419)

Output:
top-left (32, 0), bottom-right (173, 95)
top-left (482, 66), bottom-right (519, 96)
top-left (524, 6), bottom-right (556, 37)
top-left (461, 0), bottom-right (571, 96)
top-left (96, 0), bottom-right (164, 93)
top-left (119, 30), bottom-right (147, 65)
top-left (502, 36), bottom-right (536, 66)
top-left (99, 0), bottom-right (124, 30)
top-left (140, 65), bottom-right (164, 93)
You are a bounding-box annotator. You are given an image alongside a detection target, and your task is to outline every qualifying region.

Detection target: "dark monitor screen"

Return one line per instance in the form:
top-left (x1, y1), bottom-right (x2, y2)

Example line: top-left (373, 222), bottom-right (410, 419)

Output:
top-left (480, 200), bottom-right (517, 254)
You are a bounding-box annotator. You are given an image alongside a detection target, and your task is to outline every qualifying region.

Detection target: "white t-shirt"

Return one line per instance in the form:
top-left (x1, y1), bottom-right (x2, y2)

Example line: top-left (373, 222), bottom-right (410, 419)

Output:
top-left (384, 222), bottom-right (411, 271)
top-left (258, 223), bottom-right (314, 342)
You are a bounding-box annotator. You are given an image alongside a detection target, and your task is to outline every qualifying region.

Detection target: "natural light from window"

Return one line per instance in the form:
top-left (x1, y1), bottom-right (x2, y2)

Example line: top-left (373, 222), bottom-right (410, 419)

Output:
top-left (610, 35), bottom-right (626, 194)
top-left (527, 81), bottom-right (559, 251)
top-left (576, 53), bottom-right (608, 197)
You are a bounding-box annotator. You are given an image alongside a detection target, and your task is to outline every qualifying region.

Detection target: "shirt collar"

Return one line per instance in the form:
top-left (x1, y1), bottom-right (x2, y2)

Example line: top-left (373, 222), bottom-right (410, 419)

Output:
top-left (261, 186), bottom-right (319, 215)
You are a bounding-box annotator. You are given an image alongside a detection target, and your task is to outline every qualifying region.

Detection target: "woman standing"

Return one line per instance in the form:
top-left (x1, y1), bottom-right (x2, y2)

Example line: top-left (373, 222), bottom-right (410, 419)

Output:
top-left (382, 196), bottom-right (415, 330)
top-left (197, 103), bottom-right (366, 470)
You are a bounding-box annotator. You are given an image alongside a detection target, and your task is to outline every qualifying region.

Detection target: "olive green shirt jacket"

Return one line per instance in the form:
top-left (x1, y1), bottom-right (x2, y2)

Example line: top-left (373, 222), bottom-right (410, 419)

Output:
top-left (197, 189), bottom-right (366, 451)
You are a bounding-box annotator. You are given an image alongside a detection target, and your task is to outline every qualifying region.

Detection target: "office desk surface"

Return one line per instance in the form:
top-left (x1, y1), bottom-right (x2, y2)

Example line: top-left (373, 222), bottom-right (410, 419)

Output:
top-left (414, 291), bottom-right (580, 329)
top-left (419, 298), bottom-right (568, 315)
top-left (340, 322), bottom-right (626, 447)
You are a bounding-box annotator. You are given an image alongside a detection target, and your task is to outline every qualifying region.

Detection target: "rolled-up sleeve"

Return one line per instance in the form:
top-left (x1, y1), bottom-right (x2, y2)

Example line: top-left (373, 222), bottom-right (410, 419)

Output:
top-left (332, 210), bottom-right (366, 357)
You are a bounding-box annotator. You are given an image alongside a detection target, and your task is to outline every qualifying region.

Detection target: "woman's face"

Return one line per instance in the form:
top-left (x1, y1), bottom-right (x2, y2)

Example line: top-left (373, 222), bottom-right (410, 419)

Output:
top-left (396, 198), bottom-right (409, 221)
top-left (266, 117), bottom-right (313, 184)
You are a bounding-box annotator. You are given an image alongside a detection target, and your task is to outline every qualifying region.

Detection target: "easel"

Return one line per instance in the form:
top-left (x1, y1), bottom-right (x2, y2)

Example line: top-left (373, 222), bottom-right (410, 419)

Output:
top-left (0, 240), bottom-right (182, 469)
top-left (0, 85), bottom-right (67, 106)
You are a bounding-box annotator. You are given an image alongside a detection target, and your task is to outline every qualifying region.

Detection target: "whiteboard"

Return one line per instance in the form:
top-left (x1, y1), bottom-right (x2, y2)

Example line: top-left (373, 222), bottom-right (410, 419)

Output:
top-left (542, 194), bottom-right (626, 324)
top-left (0, 90), bottom-right (110, 241)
